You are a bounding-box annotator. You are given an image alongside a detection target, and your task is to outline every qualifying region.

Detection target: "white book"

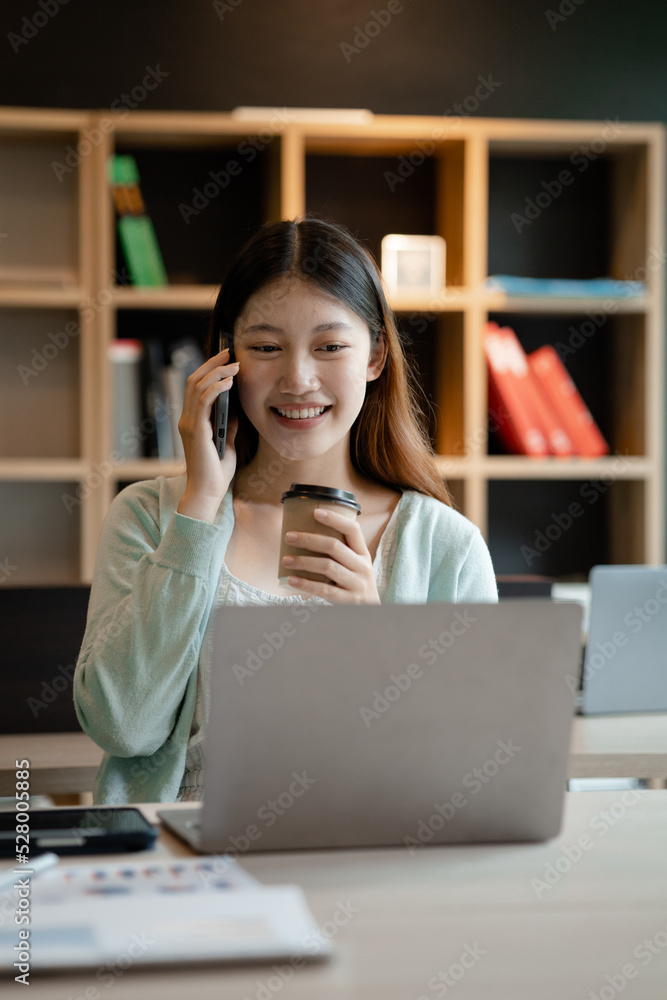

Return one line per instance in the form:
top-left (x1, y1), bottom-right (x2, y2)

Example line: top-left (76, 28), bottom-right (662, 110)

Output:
top-left (1, 856), bottom-right (331, 971)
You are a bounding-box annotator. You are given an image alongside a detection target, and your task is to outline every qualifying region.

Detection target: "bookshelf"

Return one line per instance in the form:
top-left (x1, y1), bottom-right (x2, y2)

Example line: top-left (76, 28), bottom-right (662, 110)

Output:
top-left (0, 107), bottom-right (664, 583)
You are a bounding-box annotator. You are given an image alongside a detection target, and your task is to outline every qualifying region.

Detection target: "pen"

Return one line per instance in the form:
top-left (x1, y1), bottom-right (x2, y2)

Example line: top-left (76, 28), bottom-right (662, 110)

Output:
top-left (0, 852), bottom-right (60, 893)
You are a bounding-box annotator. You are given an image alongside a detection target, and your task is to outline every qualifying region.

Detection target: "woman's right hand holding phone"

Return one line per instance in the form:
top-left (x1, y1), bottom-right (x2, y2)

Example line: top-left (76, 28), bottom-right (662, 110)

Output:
top-left (177, 348), bottom-right (240, 522)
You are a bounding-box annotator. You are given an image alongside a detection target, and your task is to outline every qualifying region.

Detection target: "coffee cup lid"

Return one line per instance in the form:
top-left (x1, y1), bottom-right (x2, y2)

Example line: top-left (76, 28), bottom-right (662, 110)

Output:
top-left (281, 483), bottom-right (361, 513)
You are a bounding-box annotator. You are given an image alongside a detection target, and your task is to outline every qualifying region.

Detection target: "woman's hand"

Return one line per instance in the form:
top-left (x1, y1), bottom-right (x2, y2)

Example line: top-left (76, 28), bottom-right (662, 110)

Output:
top-left (177, 348), bottom-right (240, 523)
top-left (281, 508), bottom-right (381, 605)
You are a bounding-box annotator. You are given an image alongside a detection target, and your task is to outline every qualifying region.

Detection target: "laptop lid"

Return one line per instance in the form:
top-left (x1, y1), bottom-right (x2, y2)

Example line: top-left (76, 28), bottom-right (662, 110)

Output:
top-left (199, 601), bottom-right (582, 852)
top-left (581, 565), bottom-right (667, 715)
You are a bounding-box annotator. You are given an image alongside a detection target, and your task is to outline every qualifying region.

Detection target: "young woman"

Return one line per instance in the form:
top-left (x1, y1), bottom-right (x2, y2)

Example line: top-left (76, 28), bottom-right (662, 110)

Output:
top-left (74, 217), bottom-right (497, 804)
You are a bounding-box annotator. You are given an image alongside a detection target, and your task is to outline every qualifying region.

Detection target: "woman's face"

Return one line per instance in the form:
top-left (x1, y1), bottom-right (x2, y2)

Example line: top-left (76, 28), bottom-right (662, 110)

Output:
top-left (233, 277), bottom-right (385, 462)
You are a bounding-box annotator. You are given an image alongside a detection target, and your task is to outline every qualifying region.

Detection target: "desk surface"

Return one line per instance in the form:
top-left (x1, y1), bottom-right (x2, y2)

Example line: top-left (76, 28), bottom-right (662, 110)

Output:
top-left (2, 791), bottom-right (667, 998)
top-left (4, 714), bottom-right (667, 797)
top-left (569, 711), bottom-right (667, 778)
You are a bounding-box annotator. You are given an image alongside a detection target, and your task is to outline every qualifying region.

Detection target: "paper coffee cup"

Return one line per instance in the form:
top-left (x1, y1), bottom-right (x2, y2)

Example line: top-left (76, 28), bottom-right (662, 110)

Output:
top-left (279, 483), bottom-right (361, 585)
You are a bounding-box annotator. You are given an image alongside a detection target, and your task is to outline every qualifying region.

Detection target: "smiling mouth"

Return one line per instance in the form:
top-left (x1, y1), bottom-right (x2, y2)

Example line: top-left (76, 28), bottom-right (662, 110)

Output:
top-left (271, 405), bottom-right (332, 420)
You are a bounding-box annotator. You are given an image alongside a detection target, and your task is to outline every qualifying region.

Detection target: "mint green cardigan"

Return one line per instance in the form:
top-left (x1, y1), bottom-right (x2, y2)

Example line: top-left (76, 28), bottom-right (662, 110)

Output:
top-left (74, 476), bottom-right (497, 803)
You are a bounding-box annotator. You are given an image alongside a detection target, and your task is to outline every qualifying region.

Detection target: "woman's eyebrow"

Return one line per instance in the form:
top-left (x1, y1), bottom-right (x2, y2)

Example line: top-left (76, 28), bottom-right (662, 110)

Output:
top-left (240, 321), bottom-right (354, 336)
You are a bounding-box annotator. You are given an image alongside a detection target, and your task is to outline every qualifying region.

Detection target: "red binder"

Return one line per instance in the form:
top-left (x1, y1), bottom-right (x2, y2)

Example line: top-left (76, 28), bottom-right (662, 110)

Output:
top-left (527, 345), bottom-right (609, 457)
top-left (484, 323), bottom-right (550, 457)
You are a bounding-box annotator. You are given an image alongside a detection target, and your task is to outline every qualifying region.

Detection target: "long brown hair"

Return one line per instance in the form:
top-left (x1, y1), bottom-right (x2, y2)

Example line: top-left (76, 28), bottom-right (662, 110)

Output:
top-left (209, 217), bottom-right (452, 506)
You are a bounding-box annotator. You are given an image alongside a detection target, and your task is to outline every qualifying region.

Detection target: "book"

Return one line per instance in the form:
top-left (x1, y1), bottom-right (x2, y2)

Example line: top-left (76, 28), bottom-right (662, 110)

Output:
top-left (485, 275), bottom-right (645, 298)
top-left (3, 856), bottom-right (330, 971)
top-left (527, 345), bottom-right (609, 457)
top-left (484, 323), bottom-right (549, 456)
top-left (162, 338), bottom-right (206, 460)
top-left (140, 338), bottom-right (174, 458)
top-left (108, 155), bottom-right (168, 287)
top-left (108, 339), bottom-right (143, 461)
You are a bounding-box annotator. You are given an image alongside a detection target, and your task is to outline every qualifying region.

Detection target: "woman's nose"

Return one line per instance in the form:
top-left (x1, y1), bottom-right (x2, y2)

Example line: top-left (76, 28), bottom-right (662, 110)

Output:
top-left (277, 356), bottom-right (321, 394)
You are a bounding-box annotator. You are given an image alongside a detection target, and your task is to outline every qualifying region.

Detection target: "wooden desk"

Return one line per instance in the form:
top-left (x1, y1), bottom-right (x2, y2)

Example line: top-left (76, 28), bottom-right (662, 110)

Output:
top-left (570, 713), bottom-right (667, 780)
top-left (0, 733), bottom-right (102, 797)
top-left (3, 792), bottom-right (667, 998)
top-left (4, 715), bottom-right (667, 800)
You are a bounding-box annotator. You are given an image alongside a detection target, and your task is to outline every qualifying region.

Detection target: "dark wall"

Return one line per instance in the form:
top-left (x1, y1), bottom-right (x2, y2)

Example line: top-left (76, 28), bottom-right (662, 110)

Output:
top-left (2, 0), bottom-right (666, 121)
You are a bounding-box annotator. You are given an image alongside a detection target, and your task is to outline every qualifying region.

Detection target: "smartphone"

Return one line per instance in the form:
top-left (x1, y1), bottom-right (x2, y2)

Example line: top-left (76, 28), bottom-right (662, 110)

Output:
top-left (211, 331), bottom-right (234, 459)
top-left (0, 807), bottom-right (158, 856)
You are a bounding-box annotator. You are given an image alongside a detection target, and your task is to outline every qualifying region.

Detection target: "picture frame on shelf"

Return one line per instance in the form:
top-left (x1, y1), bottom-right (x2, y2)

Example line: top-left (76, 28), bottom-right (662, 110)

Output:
top-left (380, 234), bottom-right (446, 296)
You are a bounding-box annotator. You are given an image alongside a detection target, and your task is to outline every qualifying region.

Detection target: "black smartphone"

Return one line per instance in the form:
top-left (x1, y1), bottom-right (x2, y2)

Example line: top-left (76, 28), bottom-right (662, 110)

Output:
top-left (0, 807), bottom-right (158, 856)
top-left (211, 332), bottom-right (234, 459)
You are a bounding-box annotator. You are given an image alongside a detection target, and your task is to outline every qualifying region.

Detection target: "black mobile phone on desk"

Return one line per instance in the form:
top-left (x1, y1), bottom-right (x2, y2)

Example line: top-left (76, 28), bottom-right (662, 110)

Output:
top-left (211, 332), bottom-right (234, 459)
top-left (0, 807), bottom-right (158, 856)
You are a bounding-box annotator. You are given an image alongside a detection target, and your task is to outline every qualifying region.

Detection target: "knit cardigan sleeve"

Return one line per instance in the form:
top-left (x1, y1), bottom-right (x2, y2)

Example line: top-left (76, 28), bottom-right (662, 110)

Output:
top-left (73, 476), bottom-right (227, 801)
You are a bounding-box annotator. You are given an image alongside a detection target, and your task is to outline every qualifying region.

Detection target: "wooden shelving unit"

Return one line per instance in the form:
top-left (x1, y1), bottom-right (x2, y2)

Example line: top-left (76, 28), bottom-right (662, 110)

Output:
top-left (0, 107), bottom-right (664, 582)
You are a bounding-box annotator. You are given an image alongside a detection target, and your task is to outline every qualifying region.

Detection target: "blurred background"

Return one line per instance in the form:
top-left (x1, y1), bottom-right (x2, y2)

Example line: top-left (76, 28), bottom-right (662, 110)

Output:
top-left (1, 0), bottom-right (666, 585)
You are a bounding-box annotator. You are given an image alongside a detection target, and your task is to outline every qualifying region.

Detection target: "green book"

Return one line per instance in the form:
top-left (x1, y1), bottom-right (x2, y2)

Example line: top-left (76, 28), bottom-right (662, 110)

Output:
top-left (109, 155), bottom-right (168, 288)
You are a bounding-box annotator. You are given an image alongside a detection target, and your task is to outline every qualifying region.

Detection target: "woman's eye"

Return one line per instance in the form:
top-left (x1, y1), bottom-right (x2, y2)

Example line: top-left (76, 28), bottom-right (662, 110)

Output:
top-left (250, 345), bottom-right (279, 353)
top-left (319, 344), bottom-right (345, 353)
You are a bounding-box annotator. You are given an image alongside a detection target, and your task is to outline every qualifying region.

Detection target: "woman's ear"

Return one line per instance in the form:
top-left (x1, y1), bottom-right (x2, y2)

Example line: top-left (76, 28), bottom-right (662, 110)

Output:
top-left (366, 332), bottom-right (388, 382)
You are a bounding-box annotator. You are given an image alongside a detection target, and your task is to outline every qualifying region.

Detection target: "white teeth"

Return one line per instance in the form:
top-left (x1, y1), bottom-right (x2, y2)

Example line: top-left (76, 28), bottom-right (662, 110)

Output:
top-left (276, 406), bottom-right (327, 419)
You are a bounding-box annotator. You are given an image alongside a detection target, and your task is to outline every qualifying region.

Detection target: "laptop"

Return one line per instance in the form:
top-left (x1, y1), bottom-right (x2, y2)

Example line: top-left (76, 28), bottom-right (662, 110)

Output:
top-left (159, 600), bottom-right (582, 852)
top-left (581, 565), bottom-right (667, 715)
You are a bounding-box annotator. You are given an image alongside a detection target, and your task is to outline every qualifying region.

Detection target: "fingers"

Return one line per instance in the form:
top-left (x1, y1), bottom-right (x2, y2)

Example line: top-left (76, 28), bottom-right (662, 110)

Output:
top-left (281, 512), bottom-right (380, 605)
top-left (183, 350), bottom-right (240, 412)
top-left (285, 574), bottom-right (362, 605)
top-left (313, 508), bottom-right (367, 556)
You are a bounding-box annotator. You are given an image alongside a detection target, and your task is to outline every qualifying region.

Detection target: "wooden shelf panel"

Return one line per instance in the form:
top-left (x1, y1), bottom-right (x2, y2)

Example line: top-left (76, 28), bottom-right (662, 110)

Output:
top-left (0, 460), bottom-right (89, 481)
top-left (436, 456), bottom-right (653, 479)
top-left (112, 285), bottom-right (220, 309)
top-left (0, 286), bottom-right (86, 307)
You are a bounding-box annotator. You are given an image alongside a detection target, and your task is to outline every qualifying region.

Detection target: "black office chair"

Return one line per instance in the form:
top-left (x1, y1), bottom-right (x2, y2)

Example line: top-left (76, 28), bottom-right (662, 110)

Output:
top-left (1, 585), bottom-right (90, 734)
